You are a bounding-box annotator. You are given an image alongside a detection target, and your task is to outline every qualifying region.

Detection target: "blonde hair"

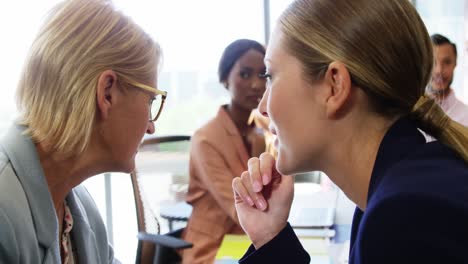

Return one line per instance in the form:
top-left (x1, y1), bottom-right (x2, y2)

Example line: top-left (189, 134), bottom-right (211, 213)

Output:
top-left (279, 0), bottom-right (468, 162)
top-left (17, 0), bottom-right (161, 158)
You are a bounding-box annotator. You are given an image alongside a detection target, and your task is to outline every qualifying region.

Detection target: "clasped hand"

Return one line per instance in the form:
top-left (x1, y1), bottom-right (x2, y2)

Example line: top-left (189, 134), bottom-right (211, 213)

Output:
top-left (232, 152), bottom-right (294, 249)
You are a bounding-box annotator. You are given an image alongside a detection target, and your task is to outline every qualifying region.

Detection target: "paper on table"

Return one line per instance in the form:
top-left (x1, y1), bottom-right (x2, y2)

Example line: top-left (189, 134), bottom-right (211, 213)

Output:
top-left (216, 234), bottom-right (251, 260)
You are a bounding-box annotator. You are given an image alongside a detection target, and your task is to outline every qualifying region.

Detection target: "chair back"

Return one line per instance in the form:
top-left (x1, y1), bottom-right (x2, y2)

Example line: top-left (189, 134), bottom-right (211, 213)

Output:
top-left (131, 135), bottom-right (191, 264)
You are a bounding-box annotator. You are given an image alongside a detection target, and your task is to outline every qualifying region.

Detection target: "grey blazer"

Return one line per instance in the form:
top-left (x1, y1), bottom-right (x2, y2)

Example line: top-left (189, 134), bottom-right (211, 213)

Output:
top-left (0, 124), bottom-right (115, 263)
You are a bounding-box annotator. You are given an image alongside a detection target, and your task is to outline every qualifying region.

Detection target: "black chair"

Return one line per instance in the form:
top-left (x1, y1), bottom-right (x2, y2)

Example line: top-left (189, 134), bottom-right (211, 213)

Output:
top-left (137, 228), bottom-right (191, 264)
top-left (131, 135), bottom-right (192, 264)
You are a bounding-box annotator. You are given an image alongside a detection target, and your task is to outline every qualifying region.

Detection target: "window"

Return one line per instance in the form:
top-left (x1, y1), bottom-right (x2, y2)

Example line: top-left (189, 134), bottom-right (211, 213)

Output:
top-left (0, 0), bottom-right (63, 136)
top-left (268, 0), bottom-right (294, 39)
top-left (115, 0), bottom-right (265, 135)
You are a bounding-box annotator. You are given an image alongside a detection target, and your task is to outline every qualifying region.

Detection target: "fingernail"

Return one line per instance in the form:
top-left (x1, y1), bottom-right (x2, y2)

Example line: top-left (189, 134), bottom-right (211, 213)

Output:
top-left (246, 197), bottom-right (254, 207)
top-left (262, 174), bottom-right (269, 185)
top-left (253, 181), bottom-right (262, 192)
top-left (256, 199), bottom-right (266, 211)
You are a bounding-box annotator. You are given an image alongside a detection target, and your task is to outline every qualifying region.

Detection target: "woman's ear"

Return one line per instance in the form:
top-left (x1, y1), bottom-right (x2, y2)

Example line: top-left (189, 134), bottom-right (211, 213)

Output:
top-left (323, 61), bottom-right (353, 119)
top-left (96, 70), bottom-right (118, 120)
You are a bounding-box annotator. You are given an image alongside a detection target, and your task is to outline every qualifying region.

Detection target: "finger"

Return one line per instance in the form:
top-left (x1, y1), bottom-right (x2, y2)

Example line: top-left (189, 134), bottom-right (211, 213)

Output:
top-left (259, 152), bottom-right (275, 186)
top-left (248, 157), bottom-right (263, 192)
top-left (241, 171), bottom-right (268, 211)
top-left (232, 176), bottom-right (254, 206)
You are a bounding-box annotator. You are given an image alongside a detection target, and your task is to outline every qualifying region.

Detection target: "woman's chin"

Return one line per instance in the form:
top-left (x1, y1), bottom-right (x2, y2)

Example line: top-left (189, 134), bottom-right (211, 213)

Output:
top-left (110, 159), bottom-right (136, 174)
top-left (124, 162), bottom-right (136, 174)
top-left (276, 154), bottom-right (295, 176)
top-left (122, 154), bottom-right (137, 173)
top-left (277, 154), bottom-right (311, 176)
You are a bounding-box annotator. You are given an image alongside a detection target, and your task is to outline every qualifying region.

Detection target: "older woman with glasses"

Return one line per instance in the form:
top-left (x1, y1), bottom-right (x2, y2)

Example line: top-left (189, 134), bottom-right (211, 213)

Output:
top-left (0, 0), bottom-right (166, 263)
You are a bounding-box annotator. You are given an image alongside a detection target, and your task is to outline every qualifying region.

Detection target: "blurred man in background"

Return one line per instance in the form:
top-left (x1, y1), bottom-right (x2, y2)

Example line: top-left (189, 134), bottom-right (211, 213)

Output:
top-left (428, 33), bottom-right (468, 127)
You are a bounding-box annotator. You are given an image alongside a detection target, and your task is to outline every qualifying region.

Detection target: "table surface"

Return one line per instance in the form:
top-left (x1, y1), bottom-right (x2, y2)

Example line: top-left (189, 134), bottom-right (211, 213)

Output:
top-left (158, 182), bottom-right (353, 229)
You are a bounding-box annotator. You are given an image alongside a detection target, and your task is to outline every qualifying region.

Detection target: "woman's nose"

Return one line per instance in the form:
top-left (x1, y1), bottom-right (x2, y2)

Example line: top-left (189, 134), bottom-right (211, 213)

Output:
top-left (433, 62), bottom-right (442, 74)
top-left (252, 76), bottom-right (266, 91)
top-left (146, 121), bottom-right (155, 134)
top-left (258, 89), bottom-right (269, 117)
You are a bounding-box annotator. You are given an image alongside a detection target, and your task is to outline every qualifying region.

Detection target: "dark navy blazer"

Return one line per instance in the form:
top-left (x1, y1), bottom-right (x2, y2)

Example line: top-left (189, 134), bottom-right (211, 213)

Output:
top-left (239, 118), bottom-right (468, 264)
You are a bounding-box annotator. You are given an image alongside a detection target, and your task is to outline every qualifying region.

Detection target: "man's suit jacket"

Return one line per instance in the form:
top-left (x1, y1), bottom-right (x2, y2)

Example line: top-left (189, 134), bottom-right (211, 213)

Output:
top-left (0, 124), bottom-right (114, 263)
top-left (239, 117), bottom-right (468, 264)
top-left (182, 106), bottom-right (265, 264)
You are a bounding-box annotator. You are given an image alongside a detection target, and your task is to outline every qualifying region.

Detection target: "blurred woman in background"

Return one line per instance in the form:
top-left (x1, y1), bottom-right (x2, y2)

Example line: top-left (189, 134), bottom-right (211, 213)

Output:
top-left (182, 39), bottom-right (267, 264)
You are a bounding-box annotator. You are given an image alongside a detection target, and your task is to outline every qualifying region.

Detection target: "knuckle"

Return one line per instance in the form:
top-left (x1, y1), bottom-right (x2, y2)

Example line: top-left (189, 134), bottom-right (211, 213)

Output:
top-left (259, 152), bottom-right (270, 160)
top-left (232, 178), bottom-right (240, 188)
top-left (247, 157), bottom-right (259, 166)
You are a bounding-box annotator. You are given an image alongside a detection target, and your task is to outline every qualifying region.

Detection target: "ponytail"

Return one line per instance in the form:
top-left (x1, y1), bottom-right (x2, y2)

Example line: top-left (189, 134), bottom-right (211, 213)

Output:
top-left (411, 95), bottom-right (468, 162)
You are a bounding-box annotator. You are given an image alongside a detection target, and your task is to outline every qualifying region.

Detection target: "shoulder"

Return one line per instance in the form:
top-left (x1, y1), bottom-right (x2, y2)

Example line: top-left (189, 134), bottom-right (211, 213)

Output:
top-left (375, 141), bottom-right (467, 202)
top-left (0, 148), bottom-right (40, 262)
top-left (365, 192), bottom-right (468, 227)
top-left (193, 114), bottom-right (226, 140)
top-left (0, 207), bottom-right (19, 262)
top-left (0, 159), bottom-right (35, 263)
top-left (192, 115), bottom-right (230, 152)
top-left (355, 141), bottom-right (468, 262)
top-left (358, 193), bottom-right (468, 262)
top-left (448, 92), bottom-right (468, 125)
top-left (369, 143), bottom-right (468, 224)
top-left (0, 151), bottom-right (35, 229)
top-left (452, 92), bottom-right (468, 108)
top-left (0, 149), bottom-right (8, 176)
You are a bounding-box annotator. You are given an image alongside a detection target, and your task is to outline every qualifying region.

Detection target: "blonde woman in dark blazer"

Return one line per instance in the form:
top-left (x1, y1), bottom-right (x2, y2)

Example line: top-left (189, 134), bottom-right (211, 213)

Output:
top-left (182, 39), bottom-right (267, 264)
top-left (232, 0), bottom-right (468, 263)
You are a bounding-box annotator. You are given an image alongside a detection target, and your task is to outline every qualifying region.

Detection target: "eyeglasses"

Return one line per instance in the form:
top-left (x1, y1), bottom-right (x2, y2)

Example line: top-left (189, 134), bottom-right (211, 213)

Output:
top-left (126, 79), bottom-right (167, 122)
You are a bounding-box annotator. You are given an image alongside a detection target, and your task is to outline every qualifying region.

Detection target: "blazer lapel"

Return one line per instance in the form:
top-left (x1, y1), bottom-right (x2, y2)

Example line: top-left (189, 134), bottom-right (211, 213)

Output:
top-left (247, 128), bottom-right (266, 158)
top-left (67, 189), bottom-right (99, 263)
top-left (217, 107), bottom-right (250, 169)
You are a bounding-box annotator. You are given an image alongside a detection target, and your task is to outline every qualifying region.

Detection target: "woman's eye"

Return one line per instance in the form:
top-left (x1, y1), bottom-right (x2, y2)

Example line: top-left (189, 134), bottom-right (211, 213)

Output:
top-left (240, 71), bottom-right (251, 79)
top-left (258, 73), bottom-right (272, 80)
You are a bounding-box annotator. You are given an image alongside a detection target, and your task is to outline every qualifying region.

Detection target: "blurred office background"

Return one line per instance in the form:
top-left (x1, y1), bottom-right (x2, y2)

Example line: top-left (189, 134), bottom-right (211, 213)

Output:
top-left (0, 0), bottom-right (467, 262)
